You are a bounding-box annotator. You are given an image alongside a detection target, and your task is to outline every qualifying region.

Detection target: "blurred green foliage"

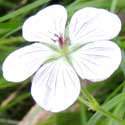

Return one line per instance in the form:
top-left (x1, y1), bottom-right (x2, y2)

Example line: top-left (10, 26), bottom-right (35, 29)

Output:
top-left (0, 0), bottom-right (125, 125)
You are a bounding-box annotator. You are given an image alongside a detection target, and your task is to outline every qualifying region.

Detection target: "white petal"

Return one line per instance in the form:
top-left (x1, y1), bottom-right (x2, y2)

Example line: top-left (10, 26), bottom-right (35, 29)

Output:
top-left (23, 5), bottom-right (67, 44)
top-left (71, 41), bottom-right (121, 82)
top-left (2, 43), bottom-right (55, 82)
top-left (31, 58), bottom-right (80, 112)
top-left (69, 7), bottom-right (121, 45)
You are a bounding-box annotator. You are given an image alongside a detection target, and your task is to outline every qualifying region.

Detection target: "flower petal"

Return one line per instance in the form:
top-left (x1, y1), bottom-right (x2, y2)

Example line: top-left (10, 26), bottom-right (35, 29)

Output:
top-left (71, 41), bottom-right (121, 82)
top-left (69, 7), bottom-right (121, 45)
top-left (31, 58), bottom-right (80, 112)
top-left (22, 5), bottom-right (67, 44)
top-left (2, 43), bottom-right (55, 82)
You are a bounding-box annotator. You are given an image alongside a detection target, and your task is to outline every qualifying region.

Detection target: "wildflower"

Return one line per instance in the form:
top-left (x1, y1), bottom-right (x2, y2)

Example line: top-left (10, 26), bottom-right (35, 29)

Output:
top-left (2, 5), bottom-right (121, 112)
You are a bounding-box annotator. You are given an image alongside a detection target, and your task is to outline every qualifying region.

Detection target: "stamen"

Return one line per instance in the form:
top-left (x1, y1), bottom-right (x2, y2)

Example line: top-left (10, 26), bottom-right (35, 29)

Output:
top-left (51, 33), bottom-right (64, 48)
top-left (58, 35), bottom-right (64, 48)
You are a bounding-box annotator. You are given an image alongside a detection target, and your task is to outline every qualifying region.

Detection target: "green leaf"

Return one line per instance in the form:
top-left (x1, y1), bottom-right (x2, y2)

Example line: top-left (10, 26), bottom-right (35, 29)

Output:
top-left (56, 112), bottom-right (81, 125)
top-left (87, 92), bottom-right (125, 125)
top-left (0, 0), bottom-right (51, 23)
top-left (0, 92), bottom-right (30, 112)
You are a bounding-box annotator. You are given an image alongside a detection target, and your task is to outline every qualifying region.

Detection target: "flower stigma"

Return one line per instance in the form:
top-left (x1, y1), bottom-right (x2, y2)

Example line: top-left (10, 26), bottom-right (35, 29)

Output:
top-left (52, 33), bottom-right (70, 57)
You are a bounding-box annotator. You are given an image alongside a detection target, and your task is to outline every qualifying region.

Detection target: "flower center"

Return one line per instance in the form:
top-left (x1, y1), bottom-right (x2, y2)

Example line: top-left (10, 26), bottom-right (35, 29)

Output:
top-left (51, 33), bottom-right (65, 48)
top-left (52, 33), bottom-right (70, 47)
top-left (50, 33), bottom-right (71, 57)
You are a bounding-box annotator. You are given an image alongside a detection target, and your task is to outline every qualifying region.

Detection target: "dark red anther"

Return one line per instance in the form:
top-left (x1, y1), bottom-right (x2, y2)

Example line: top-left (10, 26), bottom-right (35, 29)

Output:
top-left (52, 33), bottom-right (64, 48)
top-left (58, 35), bottom-right (64, 48)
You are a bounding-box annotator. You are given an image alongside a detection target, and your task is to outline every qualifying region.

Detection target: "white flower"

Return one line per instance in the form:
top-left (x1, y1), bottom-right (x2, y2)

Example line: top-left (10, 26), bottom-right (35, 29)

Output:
top-left (2, 5), bottom-right (121, 112)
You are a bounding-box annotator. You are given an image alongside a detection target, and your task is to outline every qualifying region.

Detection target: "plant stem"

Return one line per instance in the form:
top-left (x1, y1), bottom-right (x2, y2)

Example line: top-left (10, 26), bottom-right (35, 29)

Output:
top-left (97, 104), bottom-right (125, 125)
top-left (110, 0), bottom-right (118, 12)
top-left (79, 86), bottom-right (125, 125)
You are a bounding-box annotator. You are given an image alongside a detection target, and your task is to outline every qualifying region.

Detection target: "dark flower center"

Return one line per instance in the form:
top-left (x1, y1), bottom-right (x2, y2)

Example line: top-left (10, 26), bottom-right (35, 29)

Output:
top-left (51, 33), bottom-right (69, 48)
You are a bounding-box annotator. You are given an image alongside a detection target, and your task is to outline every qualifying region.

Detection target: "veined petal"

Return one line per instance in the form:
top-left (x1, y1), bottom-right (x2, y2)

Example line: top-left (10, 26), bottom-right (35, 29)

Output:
top-left (69, 7), bottom-right (121, 45)
top-left (31, 58), bottom-right (80, 112)
top-left (71, 41), bottom-right (121, 82)
top-left (22, 5), bottom-right (67, 44)
top-left (2, 43), bottom-right (56, 82)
